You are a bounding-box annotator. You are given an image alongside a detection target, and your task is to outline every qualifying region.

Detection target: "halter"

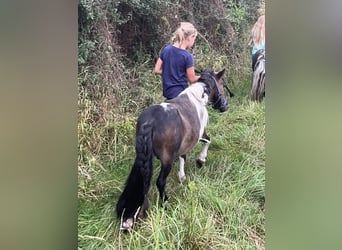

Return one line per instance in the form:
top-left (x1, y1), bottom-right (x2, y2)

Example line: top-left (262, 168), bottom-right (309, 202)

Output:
top-left (200, 71), bottom-right (228, 111)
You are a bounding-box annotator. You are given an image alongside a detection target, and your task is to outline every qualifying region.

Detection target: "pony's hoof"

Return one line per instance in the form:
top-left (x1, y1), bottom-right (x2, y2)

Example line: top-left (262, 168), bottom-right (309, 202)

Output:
top-left (160, 195), bottom-right (170, 208)
top-left (178, 173), bottom-right (186, 183)
top-left (120, 218), bottom-right (134, 231)
top-left (196, 159), bottom-right (205, 168)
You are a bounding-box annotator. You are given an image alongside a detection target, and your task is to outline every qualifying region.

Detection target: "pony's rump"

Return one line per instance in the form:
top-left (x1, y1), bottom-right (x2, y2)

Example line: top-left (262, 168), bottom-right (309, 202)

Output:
top-left (251, 49), bottom-right (265, 101)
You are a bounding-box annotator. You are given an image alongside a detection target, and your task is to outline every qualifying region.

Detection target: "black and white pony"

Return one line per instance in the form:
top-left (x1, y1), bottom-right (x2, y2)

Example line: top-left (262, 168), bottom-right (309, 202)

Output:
top-left (251, 49), bottom-right (265, 101)
top-left (116, 69), bottom-right (233, 230)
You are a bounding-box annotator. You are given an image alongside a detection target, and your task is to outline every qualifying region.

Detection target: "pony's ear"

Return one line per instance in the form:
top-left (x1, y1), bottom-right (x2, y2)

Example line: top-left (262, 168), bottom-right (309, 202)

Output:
top-left (216, 69), bottom-right (225, 80)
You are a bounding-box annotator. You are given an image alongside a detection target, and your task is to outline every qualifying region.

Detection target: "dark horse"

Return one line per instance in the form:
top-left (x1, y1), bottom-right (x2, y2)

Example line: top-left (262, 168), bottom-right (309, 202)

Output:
top-left (251, 49), bottom-right (265, 101)
top-left (116, 69), bottom-right (233, 230)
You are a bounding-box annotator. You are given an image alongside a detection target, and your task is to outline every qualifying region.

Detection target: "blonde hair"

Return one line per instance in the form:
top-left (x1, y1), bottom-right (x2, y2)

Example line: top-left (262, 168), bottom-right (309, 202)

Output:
top-left (174, 22), bottom-right (197, 43)
top-left (250, 15), bottom-right (265, 47)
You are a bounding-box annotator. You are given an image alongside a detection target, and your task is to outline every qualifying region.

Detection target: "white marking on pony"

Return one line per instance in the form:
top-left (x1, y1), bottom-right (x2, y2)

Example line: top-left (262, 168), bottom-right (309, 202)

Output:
top-left (178, 156), bottom-right (186, 183)
top-left (199, 138), bottom-right (210, 144)
top-left (159, 102), bottom-right (170, 110)
top-left (198, 140), bottom-right (210, 163)
top-left (181, 83), bottom-right (209, 140)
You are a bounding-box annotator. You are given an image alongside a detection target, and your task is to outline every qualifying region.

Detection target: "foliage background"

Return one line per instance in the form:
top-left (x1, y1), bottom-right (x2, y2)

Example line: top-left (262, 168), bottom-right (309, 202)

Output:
top-left (78, 0), bottom-right (263, 119)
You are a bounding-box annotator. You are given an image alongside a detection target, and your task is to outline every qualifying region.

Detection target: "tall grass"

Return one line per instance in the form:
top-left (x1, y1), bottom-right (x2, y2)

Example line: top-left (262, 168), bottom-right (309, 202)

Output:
top-left (78, 71), bottom-right (265, 249)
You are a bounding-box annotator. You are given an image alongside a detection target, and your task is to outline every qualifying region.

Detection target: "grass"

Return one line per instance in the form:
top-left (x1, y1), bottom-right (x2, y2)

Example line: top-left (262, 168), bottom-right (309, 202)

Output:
top-left (78, 77), bottom-right (265, 249)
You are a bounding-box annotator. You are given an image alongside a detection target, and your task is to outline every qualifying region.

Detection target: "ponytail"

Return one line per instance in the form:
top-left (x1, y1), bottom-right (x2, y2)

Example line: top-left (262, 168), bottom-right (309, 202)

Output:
top-left (174, 22), bottom-right (197, 43)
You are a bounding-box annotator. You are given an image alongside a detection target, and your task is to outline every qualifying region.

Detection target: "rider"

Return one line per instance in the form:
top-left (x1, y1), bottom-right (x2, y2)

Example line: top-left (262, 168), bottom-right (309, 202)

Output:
top-left (249, 15), bottom-right (265, 70)
top-left (154, 22), bottom-right (200, 100)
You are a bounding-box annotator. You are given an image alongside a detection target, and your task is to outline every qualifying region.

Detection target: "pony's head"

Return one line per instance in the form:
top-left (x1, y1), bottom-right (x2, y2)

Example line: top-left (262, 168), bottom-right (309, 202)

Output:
top-left (199, 69), bottom-right (233, 112)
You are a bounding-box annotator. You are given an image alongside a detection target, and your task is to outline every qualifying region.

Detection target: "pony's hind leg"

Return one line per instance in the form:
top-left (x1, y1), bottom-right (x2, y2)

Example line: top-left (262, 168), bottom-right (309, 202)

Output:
top-left (141, 194), bottom-right (149, 218)
top-left (156, 161), bottom-right (173, 203)
top-left (197, 130), bottom-right (211, 168)
top-left (178, 155), bottom-right (186, 183)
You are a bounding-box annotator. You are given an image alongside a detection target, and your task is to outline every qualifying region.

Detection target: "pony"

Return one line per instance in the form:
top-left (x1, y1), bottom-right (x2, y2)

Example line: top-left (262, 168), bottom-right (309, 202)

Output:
top-left (250, 49), bottom-right (265, 101)
top-left (116, 69), bottom-right (233, 230)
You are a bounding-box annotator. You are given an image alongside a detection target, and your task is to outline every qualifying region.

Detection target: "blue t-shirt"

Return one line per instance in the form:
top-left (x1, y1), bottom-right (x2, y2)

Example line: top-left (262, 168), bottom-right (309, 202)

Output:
top-left (160, 45), bottom-right (195, 99)
top-left (252, 43), bottom-right (265, 59)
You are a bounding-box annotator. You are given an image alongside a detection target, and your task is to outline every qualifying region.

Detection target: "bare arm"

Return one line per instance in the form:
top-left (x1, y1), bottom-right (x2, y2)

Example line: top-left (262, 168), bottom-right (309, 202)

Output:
top-left (186, 66), bottom-right (200, 83)
top-left (154, 58), bottom-right (163, 75)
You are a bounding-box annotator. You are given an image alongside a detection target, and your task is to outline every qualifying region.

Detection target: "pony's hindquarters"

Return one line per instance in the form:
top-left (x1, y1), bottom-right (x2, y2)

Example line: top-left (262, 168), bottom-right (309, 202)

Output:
top-left (116, 123), bottom-right (153, 230)
top-left (251, 50), bottom-right (266, 101)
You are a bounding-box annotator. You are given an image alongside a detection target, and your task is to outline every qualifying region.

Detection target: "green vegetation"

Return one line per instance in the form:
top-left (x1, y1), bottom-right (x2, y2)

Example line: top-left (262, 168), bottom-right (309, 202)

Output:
top-left (78, 0), bottom-right (265, 248)
top-left (78, 80), bottom-right (265, 249)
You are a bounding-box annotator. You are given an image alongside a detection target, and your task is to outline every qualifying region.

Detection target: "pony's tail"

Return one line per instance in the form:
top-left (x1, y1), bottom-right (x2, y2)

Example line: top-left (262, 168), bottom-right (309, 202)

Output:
top-left (116, 123), bottom-right (153, 222)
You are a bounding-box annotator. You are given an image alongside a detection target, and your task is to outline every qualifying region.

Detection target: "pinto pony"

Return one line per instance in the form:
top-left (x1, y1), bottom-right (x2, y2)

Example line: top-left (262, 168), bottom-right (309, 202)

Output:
top-left (249, 15), bottom-right (265, 101)
top-left (251, 49), bottom-right (265, 101)
top-left (116, 69), bottom-right (232, 230)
